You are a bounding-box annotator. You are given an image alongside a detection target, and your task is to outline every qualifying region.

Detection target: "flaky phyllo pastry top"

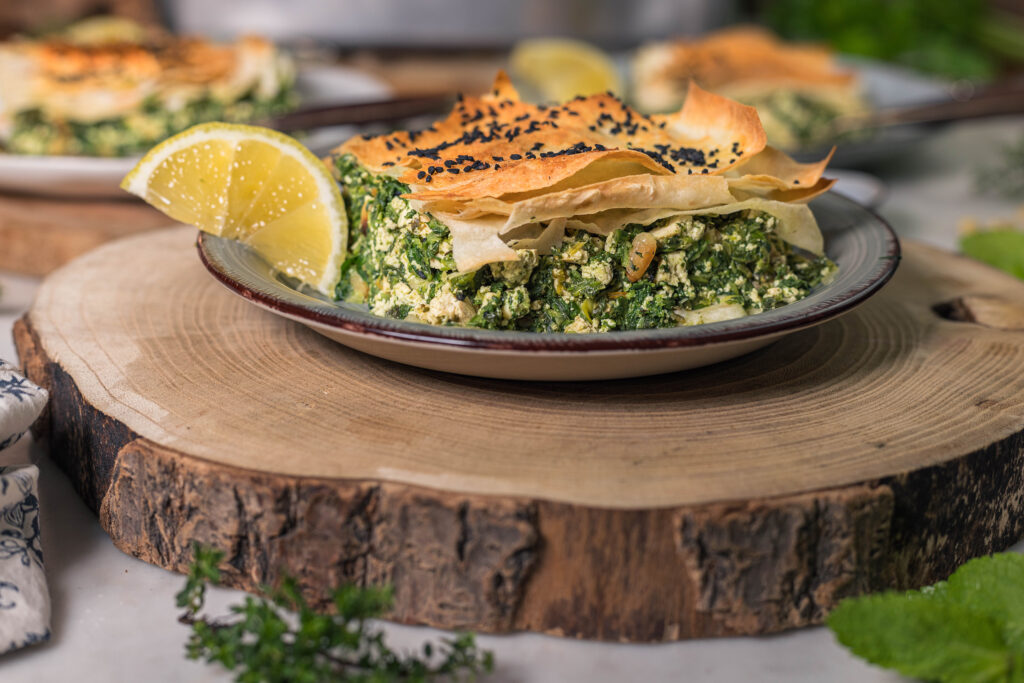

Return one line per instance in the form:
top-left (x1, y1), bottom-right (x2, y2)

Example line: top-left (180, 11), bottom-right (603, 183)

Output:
top-left (0, 34), bottom-right (290, 129)
top-left (632, 26), bottom-right (861, 113)
top-left (334, 72), bottom-right (835, 273)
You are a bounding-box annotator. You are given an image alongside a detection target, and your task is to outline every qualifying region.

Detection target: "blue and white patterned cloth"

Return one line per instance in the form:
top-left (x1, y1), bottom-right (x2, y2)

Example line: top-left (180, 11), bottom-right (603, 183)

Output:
top-left (0, 359), bottom-right (49, 654)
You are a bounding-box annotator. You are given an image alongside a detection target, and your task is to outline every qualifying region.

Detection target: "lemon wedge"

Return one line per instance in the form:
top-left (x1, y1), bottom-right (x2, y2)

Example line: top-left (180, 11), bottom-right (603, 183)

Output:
top-left (61, 16), bottom-right (150, 45)
top-left (510, 38), bottom-right (624, 102)
top-left (121, 123), bottom-right (347, 296)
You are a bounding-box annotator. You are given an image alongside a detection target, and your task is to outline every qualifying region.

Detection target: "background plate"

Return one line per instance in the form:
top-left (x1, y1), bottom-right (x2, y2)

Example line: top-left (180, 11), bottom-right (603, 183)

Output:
top-left (199, 192), bottom-right (900, 380)
top-left (794, 59), bottom-right (953, 168)
top-left (0, 64), bottom-right (391, 199)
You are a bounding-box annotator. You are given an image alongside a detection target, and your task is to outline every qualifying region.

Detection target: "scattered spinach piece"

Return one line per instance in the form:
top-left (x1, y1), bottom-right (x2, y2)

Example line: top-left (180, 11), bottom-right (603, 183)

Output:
top-left (177, 545), bottom-right (495, 682)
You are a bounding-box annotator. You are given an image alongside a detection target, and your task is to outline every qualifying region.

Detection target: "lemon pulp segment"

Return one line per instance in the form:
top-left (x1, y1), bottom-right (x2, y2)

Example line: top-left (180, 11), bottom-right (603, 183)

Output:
top-left (121, 123), bottom-right (347, 296)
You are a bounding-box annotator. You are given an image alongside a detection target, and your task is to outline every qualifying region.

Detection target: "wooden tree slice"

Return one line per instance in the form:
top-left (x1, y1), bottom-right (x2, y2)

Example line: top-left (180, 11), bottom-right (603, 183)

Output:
top-left (14, 226), bottom-right (1024, 642)
top-left (0, 193), bottom-right (169, 276)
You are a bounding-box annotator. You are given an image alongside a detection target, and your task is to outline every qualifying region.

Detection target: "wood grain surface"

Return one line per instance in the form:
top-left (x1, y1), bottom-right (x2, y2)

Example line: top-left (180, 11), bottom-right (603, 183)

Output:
top-left (0, 193), bottom-right (169, 276)
top-left (15, 226), bottom-right (1024, 641)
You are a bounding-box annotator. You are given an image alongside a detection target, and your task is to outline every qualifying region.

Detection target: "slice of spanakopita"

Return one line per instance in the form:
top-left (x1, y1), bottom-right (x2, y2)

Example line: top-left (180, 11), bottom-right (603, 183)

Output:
top-left (328, 72), bottom-right (837, 333)
top-left (633, 26), bottom-right (866, 150)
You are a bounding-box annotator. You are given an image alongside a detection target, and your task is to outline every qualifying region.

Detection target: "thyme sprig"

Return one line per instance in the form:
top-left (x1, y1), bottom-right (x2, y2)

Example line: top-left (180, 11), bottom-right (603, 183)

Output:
top-left (176, 545), bottom-right (494, 682)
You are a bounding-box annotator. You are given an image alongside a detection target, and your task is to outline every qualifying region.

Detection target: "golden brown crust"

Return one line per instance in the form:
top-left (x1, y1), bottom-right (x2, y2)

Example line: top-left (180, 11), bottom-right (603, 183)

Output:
top-left (644, 26), bottom-right (856, 92)
top-left (36, 41), bottom-right (161, 84)
top-left (727, 146), bottom-right (835, 202)
top-left (650, 82), bottom-right (767, 168)
top-left (336, 73), bottom-right (767, 199)
top-left (0, 33), bottom-right (283, 126)
top-left (21, 35), bottom-right (252, 90)
top-left (732, 145), bottom-right (834, 187)
top-left (402, 151), bottom-right (671, 203)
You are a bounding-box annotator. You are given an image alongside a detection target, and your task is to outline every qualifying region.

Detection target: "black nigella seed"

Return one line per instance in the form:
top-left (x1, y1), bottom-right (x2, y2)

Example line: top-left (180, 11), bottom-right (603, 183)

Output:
top-left (510, 153), bottom-right (522, 160)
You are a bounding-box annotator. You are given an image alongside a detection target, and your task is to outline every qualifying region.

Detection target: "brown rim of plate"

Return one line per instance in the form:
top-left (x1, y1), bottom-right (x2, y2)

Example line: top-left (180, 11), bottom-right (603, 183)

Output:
top-left (197, 192), bottom-right (900, 353)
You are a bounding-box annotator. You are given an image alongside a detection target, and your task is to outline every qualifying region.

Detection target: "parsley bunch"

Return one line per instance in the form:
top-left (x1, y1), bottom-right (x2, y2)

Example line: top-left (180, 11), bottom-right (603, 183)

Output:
top-left (176, 546), bottom-right (494, 682)
top-left (829, 553), bottom-right (1024, 682)
top-left (763, 0), bottom-right (1024, 81)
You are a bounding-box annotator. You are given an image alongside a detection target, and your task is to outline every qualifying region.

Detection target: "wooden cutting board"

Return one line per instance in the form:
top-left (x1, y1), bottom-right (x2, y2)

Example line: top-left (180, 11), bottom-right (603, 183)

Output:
top-left (0, 193), bottom-right (169, 276)
top-left (14, 226), bottom-right (1024, 642)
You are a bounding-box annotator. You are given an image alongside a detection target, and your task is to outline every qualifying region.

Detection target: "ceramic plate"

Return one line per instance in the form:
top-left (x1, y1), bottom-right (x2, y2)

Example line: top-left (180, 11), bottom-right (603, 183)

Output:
top-left (829, 168), bottom-right (887, 208)
top-left (0, 64), bottom-right (390, 198)
top-left (793, 59), bottom-right (953, 168)
top-left (198, 192), bottom-right (899, 381)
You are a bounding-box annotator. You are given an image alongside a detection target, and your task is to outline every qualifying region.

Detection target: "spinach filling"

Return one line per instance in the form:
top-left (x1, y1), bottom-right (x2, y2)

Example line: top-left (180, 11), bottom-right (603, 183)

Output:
top-left (7, 87), bottom-right (296, 157)
top-left (334, 154), bottom-right (836, 333)
top-left (741, 91), bottom-right (861, 149)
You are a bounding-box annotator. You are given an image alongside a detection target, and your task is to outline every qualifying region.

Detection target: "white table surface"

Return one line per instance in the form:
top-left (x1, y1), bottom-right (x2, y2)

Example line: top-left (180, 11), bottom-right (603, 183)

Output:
top-left (1, 117), bottom-right (1023, 682)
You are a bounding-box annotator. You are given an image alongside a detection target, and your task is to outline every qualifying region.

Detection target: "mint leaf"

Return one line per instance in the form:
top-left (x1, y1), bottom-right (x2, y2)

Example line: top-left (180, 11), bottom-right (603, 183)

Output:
top-left (945, 554), bottom-right (1024, 651)
top-left (961, 230), bottom-right (1024, 280)
top-left (828, 592), bottom-right (1014, 682)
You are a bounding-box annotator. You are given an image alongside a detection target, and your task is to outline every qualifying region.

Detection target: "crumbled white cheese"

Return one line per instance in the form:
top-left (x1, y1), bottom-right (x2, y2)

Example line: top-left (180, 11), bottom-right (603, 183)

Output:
top-left (655, 251), bottom-right (689, 287)
top-left (581, 260), bottom-right (613, 286)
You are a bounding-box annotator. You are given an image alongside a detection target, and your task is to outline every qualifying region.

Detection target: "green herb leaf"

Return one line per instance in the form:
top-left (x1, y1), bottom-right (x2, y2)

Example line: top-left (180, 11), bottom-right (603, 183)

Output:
top-left (178, 544), bottom-right (494, 682)
top-left (961, 230), bottom-right (1024, 280)
top-left (829, 553), bottom-right (1024, 682)
top-left (828, 592), bottom-right (1013, 682)
top-left (944, 554), bottom-right (1024, 651)
top-left (764, 0), bottom-right (1001, 81)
